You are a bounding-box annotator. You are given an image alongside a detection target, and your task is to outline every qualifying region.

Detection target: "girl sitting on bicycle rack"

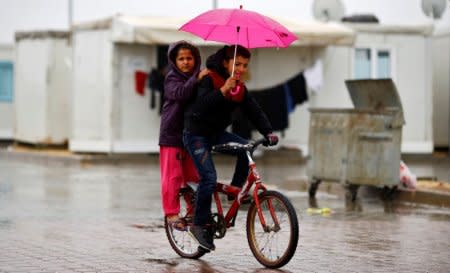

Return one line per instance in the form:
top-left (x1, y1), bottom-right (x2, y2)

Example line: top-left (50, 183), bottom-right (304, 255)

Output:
top-left (159, 41), bottom-right (209, 230)
top-left (183, 45), bottom-right (279, 252)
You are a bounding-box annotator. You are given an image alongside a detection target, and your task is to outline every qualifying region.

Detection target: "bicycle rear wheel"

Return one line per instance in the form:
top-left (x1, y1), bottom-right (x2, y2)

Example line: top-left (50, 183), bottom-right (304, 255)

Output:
top-left (164, 188), bottom-right (205, 259)
top-left (246, 190), bottom-right (299, 268)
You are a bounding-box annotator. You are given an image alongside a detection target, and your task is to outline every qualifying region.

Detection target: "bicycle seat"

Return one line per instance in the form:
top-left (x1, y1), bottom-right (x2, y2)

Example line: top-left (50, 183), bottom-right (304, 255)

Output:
top-left (212, 142), bottom-right (253, 153)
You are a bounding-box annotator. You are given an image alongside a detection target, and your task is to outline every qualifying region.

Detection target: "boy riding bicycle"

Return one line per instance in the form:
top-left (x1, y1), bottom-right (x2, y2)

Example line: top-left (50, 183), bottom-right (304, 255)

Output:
top-left (183, 45), bottom-right (278, 252)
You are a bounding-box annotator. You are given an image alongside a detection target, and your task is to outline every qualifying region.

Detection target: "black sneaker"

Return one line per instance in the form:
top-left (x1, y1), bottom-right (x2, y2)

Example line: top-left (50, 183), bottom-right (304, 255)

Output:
top-left (188, 225), bottom-right (216, 251)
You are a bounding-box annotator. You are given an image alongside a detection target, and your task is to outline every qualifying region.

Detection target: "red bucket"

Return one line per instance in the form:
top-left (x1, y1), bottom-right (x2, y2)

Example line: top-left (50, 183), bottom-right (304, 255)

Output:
top-left (134, 70), bottom-right (148, 96)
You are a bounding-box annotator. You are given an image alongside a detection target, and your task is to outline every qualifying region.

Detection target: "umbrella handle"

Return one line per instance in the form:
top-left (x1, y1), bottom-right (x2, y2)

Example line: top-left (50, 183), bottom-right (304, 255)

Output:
top-left (231, 45), bottom-right (237, 77)
top-left (230, 85), bottom-right (241, 95)
top-left (231, 26), bottom-right (240, 78)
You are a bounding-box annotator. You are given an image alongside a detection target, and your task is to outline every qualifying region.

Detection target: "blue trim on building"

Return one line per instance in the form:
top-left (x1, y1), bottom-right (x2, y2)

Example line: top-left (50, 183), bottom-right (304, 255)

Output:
top-left (0, 61), bottom-right (14, 103)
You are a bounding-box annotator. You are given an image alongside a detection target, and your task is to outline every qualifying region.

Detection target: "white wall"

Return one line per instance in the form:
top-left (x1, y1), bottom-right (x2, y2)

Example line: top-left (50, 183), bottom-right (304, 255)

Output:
top-left (389, 35), bottom-right (433, 152)
top-left (432, 33), bottom-right (450, 147)
top-left (111, 44), bottom-right (158, 152)
top-left (14, 39), bottom-right (49, 143)
top-left (14, 37), bottom-right (71, 144)
top-left (47, 39), bottom-right (71, 143)
top-left (70, 30), bottom-right (113, 152)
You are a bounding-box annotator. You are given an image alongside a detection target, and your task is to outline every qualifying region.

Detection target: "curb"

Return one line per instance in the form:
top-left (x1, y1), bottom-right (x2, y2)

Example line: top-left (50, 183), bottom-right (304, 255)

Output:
top-left (282, 178), bottom-right (450, 207)
top-left (0, 146), bottom-right (305, 165)
top-left (2, 147), bottom-right (449, 208)
top-left (0, 148), bottom-right (159, 165)
top-left (395, 188), bottom-right (450, 207)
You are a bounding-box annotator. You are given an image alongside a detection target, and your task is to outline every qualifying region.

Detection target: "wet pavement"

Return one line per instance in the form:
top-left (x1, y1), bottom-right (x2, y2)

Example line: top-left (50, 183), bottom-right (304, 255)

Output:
top-left (1, 157), bottom-right (450, 273)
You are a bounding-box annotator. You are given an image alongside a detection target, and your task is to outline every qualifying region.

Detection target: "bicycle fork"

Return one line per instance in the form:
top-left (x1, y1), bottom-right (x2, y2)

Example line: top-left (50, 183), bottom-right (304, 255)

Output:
top-left (246, 152), bottom-right (281, 233)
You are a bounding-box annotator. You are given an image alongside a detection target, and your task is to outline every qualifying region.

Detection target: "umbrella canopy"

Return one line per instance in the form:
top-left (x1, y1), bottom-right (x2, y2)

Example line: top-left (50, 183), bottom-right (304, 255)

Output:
top-left (179, 6), bottom-right (298, 49)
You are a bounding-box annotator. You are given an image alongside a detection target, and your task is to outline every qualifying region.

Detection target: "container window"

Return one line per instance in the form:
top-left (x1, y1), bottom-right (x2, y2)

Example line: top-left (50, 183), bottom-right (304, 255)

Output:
top-left (376, 50), bottom-right (391, 78)
top-left (354, 48), bottom-right (371, 79)
top-left (0, 61), bottom-right (14, 103)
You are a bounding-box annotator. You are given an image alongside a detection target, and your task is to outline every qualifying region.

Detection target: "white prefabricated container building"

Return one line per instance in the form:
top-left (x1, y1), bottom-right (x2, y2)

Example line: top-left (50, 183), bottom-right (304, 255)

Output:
top-left (295, 23), bottom-right (437, 154)
top-left (14, 31), bottom-right (72, 145)
top-left (70, 15), bottom-right (355, 153)
top-left (0, 44), bottom-right (14, 140)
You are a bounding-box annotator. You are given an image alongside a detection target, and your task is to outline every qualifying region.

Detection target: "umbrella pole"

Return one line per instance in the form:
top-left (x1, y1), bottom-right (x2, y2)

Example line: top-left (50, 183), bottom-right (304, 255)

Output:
top-left (231, 44), bottom-right (237, 77)
top-left (231, 26), bottom-right (240, 77)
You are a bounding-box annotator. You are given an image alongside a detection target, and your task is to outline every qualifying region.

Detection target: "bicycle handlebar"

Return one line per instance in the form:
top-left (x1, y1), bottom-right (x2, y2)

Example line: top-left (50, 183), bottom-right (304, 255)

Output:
top-left (212, 138), bottom-right (269, 154)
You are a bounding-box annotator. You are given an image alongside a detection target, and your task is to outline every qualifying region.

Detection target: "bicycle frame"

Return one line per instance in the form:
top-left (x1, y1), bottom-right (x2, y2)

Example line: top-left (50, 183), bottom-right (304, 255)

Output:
top-left (168, 139), bottom-right (298, 268)
top-left (212, 150), bottom-right (280, 230)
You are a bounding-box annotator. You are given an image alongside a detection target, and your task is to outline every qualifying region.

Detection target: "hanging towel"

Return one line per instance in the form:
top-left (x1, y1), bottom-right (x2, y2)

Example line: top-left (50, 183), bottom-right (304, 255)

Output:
top-left (303, 59), bottom-right (323, 94)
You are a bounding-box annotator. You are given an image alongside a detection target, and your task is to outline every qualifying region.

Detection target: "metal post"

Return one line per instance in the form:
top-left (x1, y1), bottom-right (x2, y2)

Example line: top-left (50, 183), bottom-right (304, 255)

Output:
top-left (68, 0), bottom-right (73, 28)
top-left (212, 0), bottom-right (218, 9)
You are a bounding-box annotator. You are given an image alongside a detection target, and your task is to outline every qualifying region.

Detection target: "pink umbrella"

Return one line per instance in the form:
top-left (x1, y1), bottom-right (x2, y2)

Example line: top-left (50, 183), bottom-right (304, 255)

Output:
top-left (180, 5), bottom-right (298, 76)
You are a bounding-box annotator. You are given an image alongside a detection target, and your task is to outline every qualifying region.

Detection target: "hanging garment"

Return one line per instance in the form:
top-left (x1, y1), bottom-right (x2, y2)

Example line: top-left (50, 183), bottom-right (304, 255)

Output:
top-left (303, 59), bottom-right (323, 94)
top-left (287, 72), bottom-right (308, 105)
top-left (134, 70), bottom-right (148, 96)
top-left (232, 85), bottom-right (288, 138)
top-left (231, 71), bottom-right (308, 138)
top-left (283, 83), bottom-right (295, 114)
top-left (253, 86), bottom-right (288, 131)
top-left (148, 68), bottom-right (165, 112)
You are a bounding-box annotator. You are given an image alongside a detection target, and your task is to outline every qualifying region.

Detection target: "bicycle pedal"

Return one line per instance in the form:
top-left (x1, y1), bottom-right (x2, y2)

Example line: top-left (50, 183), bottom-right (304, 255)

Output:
top-left (198, 246), bottom-right (211, 253)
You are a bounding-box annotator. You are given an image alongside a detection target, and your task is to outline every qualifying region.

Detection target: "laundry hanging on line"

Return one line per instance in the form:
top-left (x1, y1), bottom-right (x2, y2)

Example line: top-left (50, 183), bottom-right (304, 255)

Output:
top-left (232, 71), bottom-right (308, 139)
top-left (147, 68), bottom-right (166, 114)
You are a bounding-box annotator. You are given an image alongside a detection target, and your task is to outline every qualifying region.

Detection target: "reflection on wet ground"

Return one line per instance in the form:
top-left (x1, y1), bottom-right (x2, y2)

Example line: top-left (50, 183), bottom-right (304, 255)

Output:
top-left (0, 159), bottom-right (449, 272)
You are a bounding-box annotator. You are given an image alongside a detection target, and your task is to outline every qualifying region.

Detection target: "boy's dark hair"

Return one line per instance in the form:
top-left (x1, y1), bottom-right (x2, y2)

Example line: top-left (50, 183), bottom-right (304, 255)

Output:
top-left (223, 45), bottom-right (251, 61)
top-left (169, 41), bottom-right (199, 64)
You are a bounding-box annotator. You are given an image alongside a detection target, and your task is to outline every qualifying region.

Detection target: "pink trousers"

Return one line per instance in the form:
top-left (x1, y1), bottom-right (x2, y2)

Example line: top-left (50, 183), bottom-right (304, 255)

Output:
top-left (159, 146), bottom-right (199, 216)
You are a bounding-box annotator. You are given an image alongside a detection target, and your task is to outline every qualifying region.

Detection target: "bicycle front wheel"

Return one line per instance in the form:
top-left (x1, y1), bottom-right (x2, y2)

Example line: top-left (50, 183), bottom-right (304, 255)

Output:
top-left (246, 190), bottom-right (299, 268)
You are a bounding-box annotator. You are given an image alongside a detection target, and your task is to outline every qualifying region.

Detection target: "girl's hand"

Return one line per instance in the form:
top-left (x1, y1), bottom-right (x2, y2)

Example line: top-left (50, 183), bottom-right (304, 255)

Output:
top-left (197, 68), bottom-right (209, 81)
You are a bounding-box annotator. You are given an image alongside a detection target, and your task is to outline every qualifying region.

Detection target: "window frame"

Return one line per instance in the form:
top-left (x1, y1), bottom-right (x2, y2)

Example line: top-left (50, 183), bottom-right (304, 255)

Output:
top-left (352, 45), bottom-right (396, 81)
top-left (0, 61), bottom-right (14, 103)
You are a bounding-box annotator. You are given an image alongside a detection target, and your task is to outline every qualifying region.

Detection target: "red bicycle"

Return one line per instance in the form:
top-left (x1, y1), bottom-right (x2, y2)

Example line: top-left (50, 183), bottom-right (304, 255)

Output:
top-left (164, 138), bottom-right (299, 268)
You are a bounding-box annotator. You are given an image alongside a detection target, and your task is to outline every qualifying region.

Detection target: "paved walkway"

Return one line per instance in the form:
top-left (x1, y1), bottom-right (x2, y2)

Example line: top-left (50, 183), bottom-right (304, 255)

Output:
top-left (1, 158), bottom-right (449, 272)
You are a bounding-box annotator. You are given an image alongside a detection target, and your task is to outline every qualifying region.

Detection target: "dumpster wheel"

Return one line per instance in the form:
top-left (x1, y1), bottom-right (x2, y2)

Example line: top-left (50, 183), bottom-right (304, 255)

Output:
top-left (308, 179), bottom-right (321, 198)
top-left (345, 184), bottom-right (359, 202)
top-left (381, 185), bottom-right (398, 200)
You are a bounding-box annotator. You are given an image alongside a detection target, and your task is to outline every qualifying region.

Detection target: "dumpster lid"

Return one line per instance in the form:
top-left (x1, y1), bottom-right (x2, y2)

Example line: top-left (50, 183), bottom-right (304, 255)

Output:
top-left (345, 79), bottom-right (405, 126)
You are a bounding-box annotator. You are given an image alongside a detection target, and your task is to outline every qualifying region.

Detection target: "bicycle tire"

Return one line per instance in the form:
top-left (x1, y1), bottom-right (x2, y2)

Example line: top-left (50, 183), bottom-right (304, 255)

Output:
top-left (164, 188), bottom-right (205, 259)
top-left (164, 219), bottom-right (206, 259)
top-left (246, 190), bottom-right (299, 268)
